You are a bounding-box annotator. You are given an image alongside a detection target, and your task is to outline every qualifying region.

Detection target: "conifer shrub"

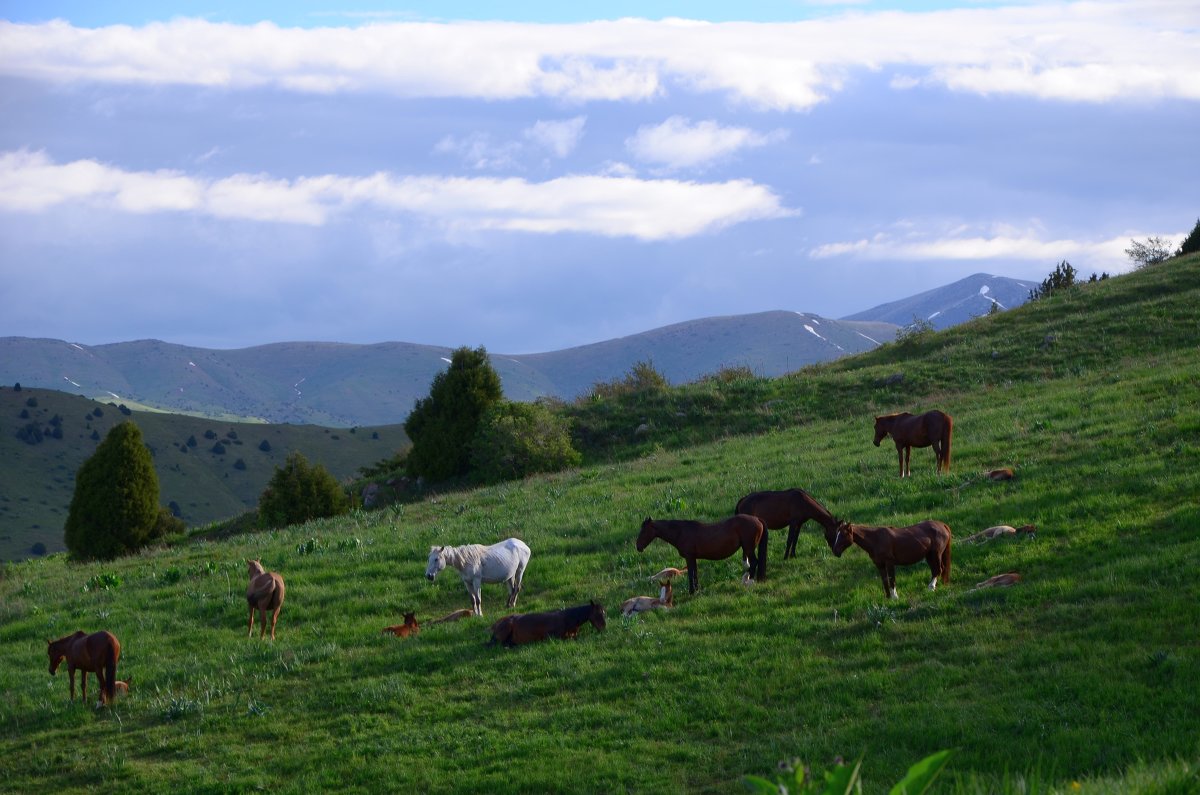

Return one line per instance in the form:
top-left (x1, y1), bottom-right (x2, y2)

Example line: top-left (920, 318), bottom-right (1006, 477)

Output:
top-left (65, 421), bottom-right (164, 560)
top-left (404, 346), bottom-right (503, 482)
top-left (1178, 218), bottom-right (1200, 257)
top-left (257, 452), bottom-right (349, 529)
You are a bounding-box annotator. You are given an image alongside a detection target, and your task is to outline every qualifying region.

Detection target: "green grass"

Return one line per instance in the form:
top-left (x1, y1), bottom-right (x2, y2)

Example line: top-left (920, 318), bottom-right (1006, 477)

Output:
top-left (1, 257), bottom-right (1198, 793)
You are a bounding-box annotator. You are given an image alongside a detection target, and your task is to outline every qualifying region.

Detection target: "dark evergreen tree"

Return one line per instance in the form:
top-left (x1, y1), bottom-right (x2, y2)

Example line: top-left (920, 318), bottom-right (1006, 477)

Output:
top-left (1178, 218), bottom-right (1200, 257)
top-left (404, 346), bottom-right (503, 482)
top-left (257, 452), bottom-right (349, 528)
top-left (470, 400), bottom-right (581, 483)
top-left (1028, 260), bottom-right (1078, 301)
top-left (65, 421), bottom-right (162, 560)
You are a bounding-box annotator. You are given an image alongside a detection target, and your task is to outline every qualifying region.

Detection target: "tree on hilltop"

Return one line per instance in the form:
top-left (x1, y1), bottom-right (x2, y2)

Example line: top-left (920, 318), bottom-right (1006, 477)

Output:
top-left (404, 346), bottom-right (503, 482)
top-left (65, 421), bottom-right (163, 560)
top-left (1177, 218), bottom-right (1200, 257)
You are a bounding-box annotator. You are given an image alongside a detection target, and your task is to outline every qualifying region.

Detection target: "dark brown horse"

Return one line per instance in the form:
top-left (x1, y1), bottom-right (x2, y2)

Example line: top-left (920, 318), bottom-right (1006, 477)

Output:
top-left (247, 559), bottom-right (286, 640)
top-left (874, 410), bottom-right (953, 476)
top-left (735, 488), bottom-right (838, 560)
top-left (824, 519), bottom-right (952, 599)
top-left (636, 515), bottom-right (765, 594)
top-left (488, 601), bottom-right (607, 647)
top-left (47, 630), bottom-right (121, 705)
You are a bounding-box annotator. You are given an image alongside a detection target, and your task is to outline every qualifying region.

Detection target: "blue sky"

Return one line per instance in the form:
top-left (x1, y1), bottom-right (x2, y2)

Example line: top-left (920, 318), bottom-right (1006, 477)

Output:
top-left (1, 1), bottom-right (1197, 353)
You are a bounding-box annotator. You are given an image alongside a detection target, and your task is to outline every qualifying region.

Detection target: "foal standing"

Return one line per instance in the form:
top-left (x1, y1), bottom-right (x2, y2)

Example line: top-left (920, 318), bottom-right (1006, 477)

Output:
top-left (247, 559), bottom-right (286, 639)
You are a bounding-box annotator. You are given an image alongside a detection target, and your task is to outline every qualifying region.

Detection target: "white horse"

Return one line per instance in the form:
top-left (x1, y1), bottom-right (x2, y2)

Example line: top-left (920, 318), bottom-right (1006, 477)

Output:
top-left (425, 538), bottom-right (531, 616)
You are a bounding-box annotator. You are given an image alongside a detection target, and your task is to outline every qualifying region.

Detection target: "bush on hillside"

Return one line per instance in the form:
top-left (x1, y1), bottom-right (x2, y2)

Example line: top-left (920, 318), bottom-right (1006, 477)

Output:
top-left (471, 400), bottom-right (581, 483)
top-left (404, 346), bottom-right (503, 483)
top-left (65, 421), bottom-right (164, 560)
top-left (588, 359), bottom-right (670, 400)
top-left (895, 315), bottom-right (936, 346)
top-left (257, 451), bottom-right (349, 529)
top-left (1028, 260), bottom-right (1078, 301)
top-left (1125, 236), bottom-right (1174, 269)
top-left (1177, 218), bottom-right (1200, 257)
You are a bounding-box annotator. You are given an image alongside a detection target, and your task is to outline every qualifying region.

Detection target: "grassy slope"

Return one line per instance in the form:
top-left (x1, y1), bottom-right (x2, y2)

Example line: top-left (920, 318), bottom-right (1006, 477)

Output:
top-left (0, 257), bottom-right (1198, 794)
top-left (0, 390), bottom-right (408, 560)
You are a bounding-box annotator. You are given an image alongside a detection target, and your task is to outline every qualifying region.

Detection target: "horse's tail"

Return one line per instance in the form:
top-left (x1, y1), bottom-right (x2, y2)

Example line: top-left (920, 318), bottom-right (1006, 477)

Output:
top-left (941, 539), bottom-right (952, 585)
top-left (756, 528), bottom-right (768, 581)
top-left (103, 642), bottom-right (118, 705)
top-left (941, 413), bottom-right (953, 473)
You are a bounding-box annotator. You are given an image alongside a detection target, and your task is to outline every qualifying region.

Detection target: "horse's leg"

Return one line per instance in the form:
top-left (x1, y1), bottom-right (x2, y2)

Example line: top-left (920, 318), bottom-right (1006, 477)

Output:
top-left (785, 522), bottom-right (798, 560)
top-left (78, 666), bottom-right (86, 702)
top-left (270, 605), bottom-right (281, 639)
top-left (904, 446), bottom-right (912, 477)
top-left (875, 563), bottom-right (891, 599)
top-left (248, 606), bottom-right (255, 638)
top-left (887, 564), bottom-right (899, 599)
top-left (472, 578), bottom-right (484, 615)
top-left (687, 558), bottom-right (698, 594)
top-left (895, 444), bottom-right (904, 477)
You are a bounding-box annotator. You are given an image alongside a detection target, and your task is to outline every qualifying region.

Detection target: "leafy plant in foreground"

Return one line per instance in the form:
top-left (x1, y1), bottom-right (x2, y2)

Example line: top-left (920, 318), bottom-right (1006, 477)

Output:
top-left (744, 749), bottom-right (952, 795)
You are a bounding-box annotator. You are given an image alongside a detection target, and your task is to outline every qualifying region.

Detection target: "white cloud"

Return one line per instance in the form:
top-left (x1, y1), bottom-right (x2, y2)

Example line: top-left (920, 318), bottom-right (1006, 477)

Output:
top-left (0, 149), bottom-right (793, 240)
top-left (809, 223), bottom-right (1187, 273)
top-left (524, 116), bottom-right (587, 158)
top-left (434, 133), bottom-right (522, 170)
top-left (626, 116), bottom-right (787, 170)
top-left (1, 5), bottom-right (1197, 110)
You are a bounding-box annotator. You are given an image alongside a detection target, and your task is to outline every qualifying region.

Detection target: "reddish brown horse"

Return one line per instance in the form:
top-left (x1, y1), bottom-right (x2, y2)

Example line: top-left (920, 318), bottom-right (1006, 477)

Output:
top-left (874, 410), bottom-right (953, 476)
top-left (247, 559), bottom-right (286, 640)
top-left (47, 630), bottom-right (120, 705)
top-left (824, 519), bottom-right (952, 599)
top-left (636, 515), bottom-right (765, 594)
top-left (488, 601), bottom-right (607, 647)
top-left (735, 488), bottom-right (839, 560)
top-left (382, 611), bottom-right (420, 638)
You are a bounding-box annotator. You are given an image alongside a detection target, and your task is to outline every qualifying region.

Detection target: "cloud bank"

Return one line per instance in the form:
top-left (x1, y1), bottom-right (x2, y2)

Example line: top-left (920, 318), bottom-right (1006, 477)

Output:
top-left (2, 4), bottom-right (1198, 110)
top-left (0, 149), bottom-right (793, 239)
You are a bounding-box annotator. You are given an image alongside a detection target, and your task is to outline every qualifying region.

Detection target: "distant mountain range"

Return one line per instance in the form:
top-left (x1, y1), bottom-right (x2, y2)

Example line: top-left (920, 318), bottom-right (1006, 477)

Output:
top-left (841, 272), bottom-right (1034, 329)
top-left (0, 272), bottom-right (1032, 427)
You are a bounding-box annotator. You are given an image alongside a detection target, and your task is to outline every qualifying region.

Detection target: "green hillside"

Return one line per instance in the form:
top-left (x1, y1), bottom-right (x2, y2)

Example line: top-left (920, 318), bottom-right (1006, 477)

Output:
top-left (0, 390), bottom-right (408, 560)
top-left (0, 256), bottom-right (1197, 793)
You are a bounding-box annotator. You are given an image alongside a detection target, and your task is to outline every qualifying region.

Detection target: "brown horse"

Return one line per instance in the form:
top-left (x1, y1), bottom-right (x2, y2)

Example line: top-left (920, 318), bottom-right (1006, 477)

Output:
top-left (488, 601), bottom-right (607, 647)
top-left (824, 519), bottom-right (952, 599)
top-left (874, 410), bottom-right (953, 476)
top-left (382, 612), bottom-right (420, 638)
top-left (247, 559), bottom-right (286, 640)
top-left (735, 488), bottom-right (838, 560)
top-left (636, 515), bottom-right (765, 594)
top-left (47, 630), bottom-right (121, 705)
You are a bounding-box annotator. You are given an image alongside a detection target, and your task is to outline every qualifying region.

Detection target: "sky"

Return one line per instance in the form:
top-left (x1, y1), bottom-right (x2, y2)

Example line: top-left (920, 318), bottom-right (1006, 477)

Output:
top-left (1, 2), bottom-right (1197, 354)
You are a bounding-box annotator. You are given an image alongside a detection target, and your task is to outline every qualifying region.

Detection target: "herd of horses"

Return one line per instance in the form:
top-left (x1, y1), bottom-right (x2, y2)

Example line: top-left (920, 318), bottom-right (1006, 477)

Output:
top-left (48, 409), bottom-right (981, 701)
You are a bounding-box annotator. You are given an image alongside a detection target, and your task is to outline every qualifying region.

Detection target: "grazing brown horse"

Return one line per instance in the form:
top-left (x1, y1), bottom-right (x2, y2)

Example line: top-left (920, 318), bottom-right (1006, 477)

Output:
top-left (382, 612), bottom-right (420, 638)
top-left (47, 630), bottom-right (120, 705)
top-left (874, 410), bottom-right (953, 476)
top-left (824, 519), bottom-right (952, 599)
top-left (735, 488), bottom-right (839, 560)
top-left (247, 559), bottom-right (286, 640)
top-left (488, 601), bottom-right (607, 647)
top-left (636, 515), bottom-right (765, 594)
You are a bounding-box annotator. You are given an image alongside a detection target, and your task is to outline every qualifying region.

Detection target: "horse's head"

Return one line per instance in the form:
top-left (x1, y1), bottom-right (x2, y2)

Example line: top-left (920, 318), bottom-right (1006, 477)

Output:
top-left (47, 639), bottom-right (64, 675)
top-left (425, 546), bottom-right (447, 581)
top-left (589, 601), bottom-right (607, 632)
top-left (635, 518), bottom-right (656, 552)
top-left (247, 559), bottom-right (265, 578)
top-left (825, 519), bottom-right (855, 557)
top-left (403, 611), bottom-right (417, 625)
top-left (873, 416), bottom-right (889, 447)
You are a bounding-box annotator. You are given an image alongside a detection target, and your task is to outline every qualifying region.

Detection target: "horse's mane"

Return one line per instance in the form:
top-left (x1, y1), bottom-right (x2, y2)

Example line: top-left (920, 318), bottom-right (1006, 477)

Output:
top-left (442, 543), bottom-right (488, 570)
top-left (559, 602), bottom-right (597, 623)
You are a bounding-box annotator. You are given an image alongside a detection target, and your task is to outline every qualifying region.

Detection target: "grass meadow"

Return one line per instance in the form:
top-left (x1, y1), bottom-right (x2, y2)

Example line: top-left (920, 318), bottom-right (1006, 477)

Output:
top-left (1, 257), bottom-right (1198, 793)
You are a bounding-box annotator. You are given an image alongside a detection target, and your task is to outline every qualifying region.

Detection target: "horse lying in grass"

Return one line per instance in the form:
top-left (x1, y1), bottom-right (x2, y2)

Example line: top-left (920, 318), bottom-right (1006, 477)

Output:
top-left (429, 608), bottom-right (474, 625)
top-left (972, 572), bottom-right (1022, 589)
top-left (247, 559), bottom-right (286, 640)
top-left (961, 524), bottom-right (1037, 544)
top-left (488, 601), bottom-right (607, 647)
top-left (425, 538), bottom-right (531, 616)
top-left (647, 567), bottom-right (687, 582)
top-left (825, 519), bottom-right (952, 599)
top-left (621, 579), bottom-right (674, 617)
top-left (636, 515), bottom-right (765, 594)
top-left (47, 630), bottom-right (121, 706)
top-left (382, 612), bottom-right (420, 637)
